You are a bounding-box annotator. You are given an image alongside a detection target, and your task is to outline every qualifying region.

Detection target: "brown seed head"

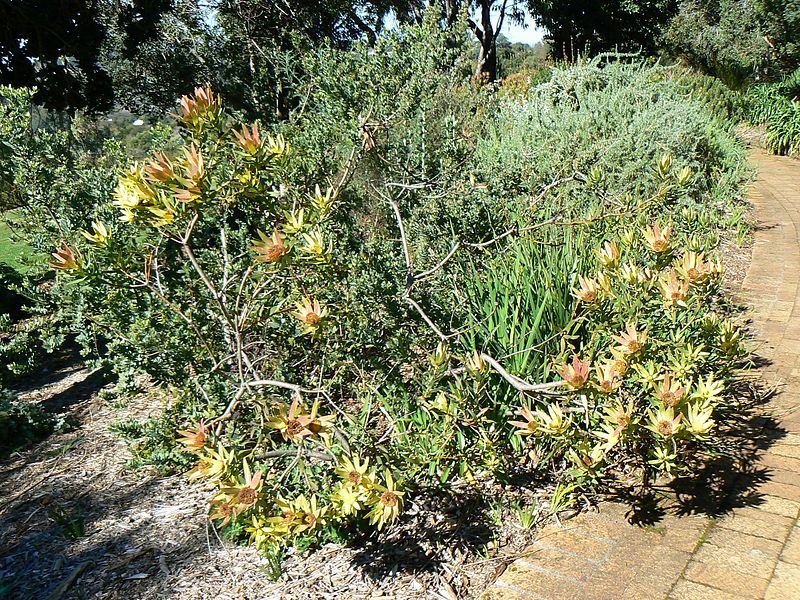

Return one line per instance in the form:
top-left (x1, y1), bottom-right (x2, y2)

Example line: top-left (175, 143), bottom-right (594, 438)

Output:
top-left (380, 491), bottom-right (398, 507)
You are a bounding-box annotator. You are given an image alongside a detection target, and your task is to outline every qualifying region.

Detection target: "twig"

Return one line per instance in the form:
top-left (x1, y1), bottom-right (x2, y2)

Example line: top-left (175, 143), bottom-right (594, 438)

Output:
top-left (45, 562), bottom-right (88, 600)
top-left (479, 353), bottom-right (566, 393)
top-left (210, 378), bottom-right (325, 429)
top-left (530, 172), bottom-right (586, 208)
top-left (259, 448), bottom-right (335, 462)
top-left (405, 297), bottom-right (448, 341)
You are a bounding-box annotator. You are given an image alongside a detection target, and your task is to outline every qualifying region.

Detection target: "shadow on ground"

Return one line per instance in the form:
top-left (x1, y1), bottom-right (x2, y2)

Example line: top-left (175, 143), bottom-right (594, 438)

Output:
top-left (606, 352), bottom-right (784, 527)
top-left (0, 474), bottom-right (210, 600)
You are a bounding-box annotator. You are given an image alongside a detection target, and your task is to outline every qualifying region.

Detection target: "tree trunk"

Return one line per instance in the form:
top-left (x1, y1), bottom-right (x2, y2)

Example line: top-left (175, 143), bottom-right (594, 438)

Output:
top-left (475, 0), bottom-right (497, 82)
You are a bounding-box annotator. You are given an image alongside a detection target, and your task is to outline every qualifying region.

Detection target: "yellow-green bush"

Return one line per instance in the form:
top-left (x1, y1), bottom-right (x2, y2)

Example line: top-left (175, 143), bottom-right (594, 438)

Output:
top-left (5, 21), bottom-right (753, 567)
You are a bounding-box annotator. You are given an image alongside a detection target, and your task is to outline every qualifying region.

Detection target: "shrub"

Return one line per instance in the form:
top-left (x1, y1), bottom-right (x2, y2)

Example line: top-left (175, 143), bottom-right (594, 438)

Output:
top-left (0, 386), bottom-right (62, 456)
top-left (764, 100), bottom-right (800, 155)
top-left (6, 22), bottom-right (751, 565)
top-left (746, 67), bottom-right (800, 156)
top-left (664, 0), bottom-right (770, 87)
top-left (674, 71), bottom-right (745, 121)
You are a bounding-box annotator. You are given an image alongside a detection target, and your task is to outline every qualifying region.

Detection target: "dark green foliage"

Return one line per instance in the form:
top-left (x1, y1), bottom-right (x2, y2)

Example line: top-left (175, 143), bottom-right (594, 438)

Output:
top-left (0, 387), bottom-right (60, 456)
top-left (664, 0), bottom-right (770, 87)
top-left (746, 67), bottom-right (800, 156)
top-left (764, 100), bottom-right (800, 155)
top-left (0, 0), bottom-right (180, 112)
top-left (675, 71), bottom-right (745, 121)
top-left (102, 1), bottom-right (217, 115)
top-left (754, 0), bottom-right (800, 74)
top-left (110, 408), bottom-right (196, 473)
top-left (665, 0), bottom-right (800, 85)
top-left (528, 0), bottom-right (676, 61)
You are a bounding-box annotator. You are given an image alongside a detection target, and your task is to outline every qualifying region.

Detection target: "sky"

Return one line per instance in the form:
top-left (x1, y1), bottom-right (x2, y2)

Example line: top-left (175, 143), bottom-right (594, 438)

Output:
top-left (499, 9), bottom-right (545, 45)
top-left (384, 7), bottom-right (546, 47)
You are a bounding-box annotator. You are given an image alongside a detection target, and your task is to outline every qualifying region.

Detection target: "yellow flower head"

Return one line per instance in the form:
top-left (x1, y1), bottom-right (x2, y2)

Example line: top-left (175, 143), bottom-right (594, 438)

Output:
top-left (300, 230), bottom-right (330, 260)
top-left (292, 297), bottom-right (329, 334)
top-left (81, 221), bottom-right (110, 247)
top-left (655, 372), bottom-right (687, 407)
top-left (144, 151), bottom-right (175, 182)
top-left (178, 85), bottom-right (221, 126)
top-left (573, 274), bottom-right (602, 303)
top-left (335, 455), bottom-right (374, 489)
top-left (333, 481), bottom-right (367, 516)
top-left (188, 443), bottom-right (235, 482)
top-left (676, 165), bottom-right (693, 186)
top-left (686, 401), bottom-right (715, 437)
top-left (233, 122), bottom-right (263, 154)
top-left (657, 153), bottom-right (672, 177)
top-left (612, 322), bottom-right (647, 355)
top-left (283, 208), bottom-right (306, 234)
top-left (252, 230), bottom-right (288, 263)
top-left (720, 321), bottom-right (741, 354)
top-left (246, 515), bottom-right (285, 551)
top-left (265, 396), bottom-right (335, 443)
top-left (265, 133), bottom-right (289, 157)
top-left (367, 470), bottom-right (404, 530)
top-left (632, 360), bottom-right (661, 389)
top-left (509, 405), bottom-right (539, 436)
top-left (49, 242), bottom-right (81, 272)
top-left (535, 404), bottom-right (571, 436)
top-left (568, 442), bottom-right (606, 472)
top-left (311, 184), bottom-right (337, 215)
top-left (643, 222), bottom-right (672, 253)
top-left (464, 351), bottom-right (488, 376)
top-left (556, 355), bottom-right (591, 389)
top-left (608, 347), bottom-right (629, 376)
top-left (114, 165), bottom-right (174, 226)
top-left (176, 421), bottom-right (209, 453)
top-left (620, 229), bottom-right (636, 246)
top-left (692, 374), bottom-right (725, 404)
top-left (430, 341), bottom-right (450, 368)
top-left (676, 251), bottom-right (710, 284)
top-left (287, 494), bottom-right (328, 534)
top-left (211, 459), bottom-right (264, 525)
top-left (660, 270), bottom-right (689, 307)
top-left (646, 406), bottom-right (683, 439)
top-left (648, 444), bottom-right (678, 474)
top-left (594, 360), bottom-right (623, 393)
top-left (594, 241), bottom-right (621, 268)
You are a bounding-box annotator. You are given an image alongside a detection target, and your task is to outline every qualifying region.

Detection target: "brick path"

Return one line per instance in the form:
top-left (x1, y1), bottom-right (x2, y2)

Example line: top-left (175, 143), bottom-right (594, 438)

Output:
top-left (481, 151), bottom-right (800, 600)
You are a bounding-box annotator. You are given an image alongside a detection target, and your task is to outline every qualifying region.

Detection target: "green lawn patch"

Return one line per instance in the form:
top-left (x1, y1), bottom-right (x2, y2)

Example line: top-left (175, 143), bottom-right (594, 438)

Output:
top-left (0, 213), bottom-right (42, 274)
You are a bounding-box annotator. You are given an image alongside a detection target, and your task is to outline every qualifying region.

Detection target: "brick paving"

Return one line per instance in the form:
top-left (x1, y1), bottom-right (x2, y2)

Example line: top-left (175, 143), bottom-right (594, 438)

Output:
top-left (481, 151), bottom-right (800, 600)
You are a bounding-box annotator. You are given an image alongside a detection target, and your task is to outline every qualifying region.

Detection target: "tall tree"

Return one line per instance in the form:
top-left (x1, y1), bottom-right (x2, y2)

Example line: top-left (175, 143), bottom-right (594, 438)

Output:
top-left (0, 0), bottom-right (175, 112)
top-left (102, 0), bottom-right (215, 114)
top-left (664, 0), bottom-right (770, 86)
top-left (527, 0), bottom-right (676, 62)
top-left (754, 0), bottom-right (800, 74)
top-left (402, 1), bottom-right (526, 81)
top-left (210, 0), bottom-right (410, 117)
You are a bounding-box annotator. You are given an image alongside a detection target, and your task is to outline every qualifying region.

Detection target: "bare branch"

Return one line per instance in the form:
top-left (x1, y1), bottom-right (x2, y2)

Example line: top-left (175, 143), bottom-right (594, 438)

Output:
top-left (415, 242), bottom-right (462, 281)
top-left (530, 172), bottom-right (586, 208)
top-left (479, 353), bottom-right (565, 393)
top-left (257, 448), bottom-right (334, 462)
top-left (405, 296), bottom-right (448, 341)
top-left (387, 193), bottom-right (413, 273)
top-left (247, 379), bottom-right (325, 394)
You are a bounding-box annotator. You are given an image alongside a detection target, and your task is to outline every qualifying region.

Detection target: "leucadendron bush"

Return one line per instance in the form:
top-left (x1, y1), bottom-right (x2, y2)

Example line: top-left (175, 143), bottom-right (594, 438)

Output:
top-left (19, 20), bottom-right (752, 567)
